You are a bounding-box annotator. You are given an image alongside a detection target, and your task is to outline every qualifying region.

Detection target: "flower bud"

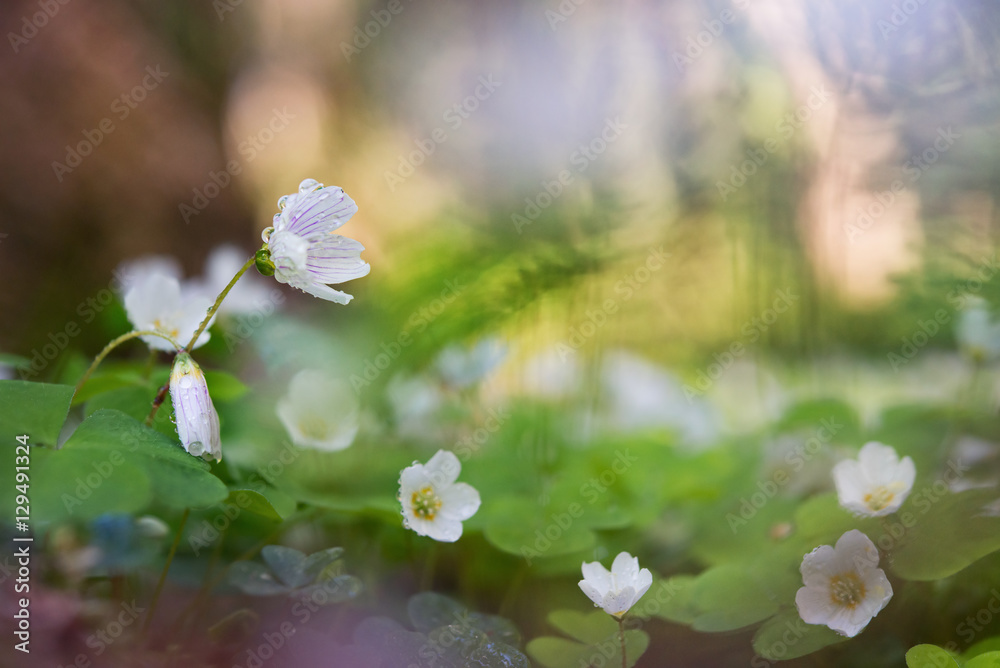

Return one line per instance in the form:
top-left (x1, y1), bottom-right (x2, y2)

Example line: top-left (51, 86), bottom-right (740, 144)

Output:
top-left (255, 248), bottom-right (276, 277)
top-left (169, 353), bottom-right (222, 462)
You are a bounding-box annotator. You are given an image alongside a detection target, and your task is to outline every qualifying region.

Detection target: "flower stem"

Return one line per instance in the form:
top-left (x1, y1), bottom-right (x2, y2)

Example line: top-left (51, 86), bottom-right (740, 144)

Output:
top-left (420, 542), bottom-right (438, 591)
top-left (183, 255), bottom-right (255, 353)
top-left (75, 330), bottom-right (181, 395)
top-left (142, 508), bottom-right (190, 637)
top-left (145, 382), bottom-right (171, 427)
top-left (618, 616), bottom-right (627, 668)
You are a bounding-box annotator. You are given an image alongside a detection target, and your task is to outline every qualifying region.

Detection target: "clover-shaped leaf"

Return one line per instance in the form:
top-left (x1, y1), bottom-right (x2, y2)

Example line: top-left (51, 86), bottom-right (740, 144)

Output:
top-left (229, 545), bottom-right (361, 604)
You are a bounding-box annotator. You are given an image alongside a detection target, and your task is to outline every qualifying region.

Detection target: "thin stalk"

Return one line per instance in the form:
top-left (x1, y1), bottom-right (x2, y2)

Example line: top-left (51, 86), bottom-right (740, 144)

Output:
top-left (75, 330), bottom-right (181, 394)
top-left (183, 256), bottom-right (255, 353)
top-left (618, 616), bottom-right (627, 668)
top-left (420, 542), bottom-right (438, 591)
top-left (142, 508), bottom-right (190, 636)
top-left (145, 382), bottom-right (170, 427)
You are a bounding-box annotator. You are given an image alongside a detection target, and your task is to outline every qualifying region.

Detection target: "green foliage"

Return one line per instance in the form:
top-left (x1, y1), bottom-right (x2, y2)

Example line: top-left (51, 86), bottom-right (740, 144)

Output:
top-left (29, 409), bottom-right (227, 523)
top-left (526, 610), bottom-right (649, 668)
top-left (228, 545), bottom-right (362, 601)
top-left (0, 380), bottom-right (75, 445)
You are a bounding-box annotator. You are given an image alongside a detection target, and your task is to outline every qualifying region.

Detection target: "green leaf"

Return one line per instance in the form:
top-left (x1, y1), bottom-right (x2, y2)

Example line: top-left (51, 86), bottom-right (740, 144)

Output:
top-left (905, 644), bottom-right (962, 668)
top-left (527, 611), bottom-right (649, 668)
top-left (752, 609), bottom-right (846, 661)
top-left (261, 545), bottom-right (308, 588)
top-left (650, 575), bottom-right (699, 625)
top-left (33, 409), bottom-right (229, 522)
top-left (548, 610), bottom-right (618, 644)
top-left (891, 490), bottom-right (1000, 581)
top-left (482, 497), bottom-right (595, 559)
top-left (30, 448), bottom-right (152, 521)
top-left (967, 653), bottom-right (1000, 668)
top-left (0, 380), bottom-right (75, 445)
top-left (227, 487), bottom-right (297, 521)
top-left (690, 563), bottom-right (781, 631)
top-left (73, 372), bottom-right (146, 406)
top-left (966, 639), bottom-right (1000, 662)
top-left (203, 370), bottom-right (248, 402)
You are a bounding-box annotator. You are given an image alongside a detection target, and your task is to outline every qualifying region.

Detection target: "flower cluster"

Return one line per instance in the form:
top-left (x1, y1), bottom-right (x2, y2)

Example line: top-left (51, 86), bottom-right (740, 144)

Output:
top-left (795, 441), bottom-right (915, 637)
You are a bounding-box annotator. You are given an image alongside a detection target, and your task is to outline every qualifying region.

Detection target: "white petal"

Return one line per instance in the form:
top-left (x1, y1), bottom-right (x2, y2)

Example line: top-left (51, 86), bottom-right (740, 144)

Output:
top-left (832, 460), bottom-right (866, 506)
top-left (278, 186), bottom-right (358, 239)
top-left (581, 561), bottom-right (613, 594)
top-left (399, 462), bottom-right (431, 497)
top-left (603, 586), bottom-right (637, 616)
top-left (423, 517), bottom-right (464, 542)
top-left (169, 353), bottom-right (222, 462)
top-left (833, 530), bottom-right (880, 571)
top-left (438, 482), bottom-right (481, 521)
top-left (611, 552), bottom-right (640, 582)
top-left (424, 450), bottom-right (462, 486)
top-left (795, 585), bottom-right (835, 625)
top-left (634, 568), bottom-right (653, 600)
top-left (578, 580), bottom-right (605, 608)
top-left (296, 281), bottom-right (354, 304)
top-left (305, 235), bottom-right (371, 284)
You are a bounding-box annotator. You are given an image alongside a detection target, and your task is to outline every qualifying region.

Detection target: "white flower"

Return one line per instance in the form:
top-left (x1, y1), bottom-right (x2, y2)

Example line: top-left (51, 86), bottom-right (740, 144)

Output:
top-left (169, 353), bottom-right (222, 462)
top-left (123, 270), bottom-right (214, 351)
top-left (197, 244), bottom-right (275, 316)
top-left (956, 297), bottom-right (1000, 363)
top-left (435, 337), bottom-right (507, 390)
top-left (276, 370), bottom-right (359, 451)
top-left (398, 450), bottom-right (480, 542)
top-left (578, 551), bottom-right (653, 619)
top-left (833, 442), bottom-right (915, 517)
top-left (795, 529), bottom-right (893, 637)
top-left (264, 178), bottom-right (370, 304)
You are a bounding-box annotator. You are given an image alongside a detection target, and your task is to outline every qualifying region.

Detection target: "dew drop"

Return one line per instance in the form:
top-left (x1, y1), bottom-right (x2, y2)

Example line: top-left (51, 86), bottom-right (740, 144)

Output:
top-left (277, 195), bottom-right (290, 209)
top-left (298, 178), bottom-right (321, 194)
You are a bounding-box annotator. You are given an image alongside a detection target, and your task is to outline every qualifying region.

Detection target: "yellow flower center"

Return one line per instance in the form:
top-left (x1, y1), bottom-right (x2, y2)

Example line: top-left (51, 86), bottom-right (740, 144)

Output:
top-left (829, 572), bottom-right (866, 609)
top-left (297, 414), bottom-right (330, 441)
top-left (411, 486), bottom-right (442, 521)
top-left (863, 485), bottom-right (897, 512)
top-left (152, 319), bottom-right (180, 341)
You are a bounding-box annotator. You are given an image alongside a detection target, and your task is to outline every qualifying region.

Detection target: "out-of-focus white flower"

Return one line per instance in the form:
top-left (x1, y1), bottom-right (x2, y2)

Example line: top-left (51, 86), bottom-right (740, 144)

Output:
top-left (169, 353), bottom-right (222, 462)
top-left (435, 337), bottom-right (507, 390)
top-left (833, 441), bottom-right (915, 517)
top-left (197, 244), bottom-right (276, 316)
top-left (276, 370), bottom-right (359, 451)
top-left (578, 551), bottom-right (653, 619)
top-left (399, 450), bottom-right (480, 542)
top-left (263, 178), bottom-right (370, 304)
top-left (599, 350), bottom-right (719, 448)
top-left (956, 297), bottom-right (1000, 363)
top-left (520, 347), bottom-right (582, 399)
top-left (116, 255), bottom-right (183, 293)
top-left (124, 271), bottom-right (214, 351)
top-left (386, 373), bottom-right (445, 441)
top-left (795, 530), bottom-right (893, 637)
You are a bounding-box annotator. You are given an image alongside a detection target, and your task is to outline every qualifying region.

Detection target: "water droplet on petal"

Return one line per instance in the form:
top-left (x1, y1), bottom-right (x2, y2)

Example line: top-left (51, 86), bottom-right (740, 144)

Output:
top-left (277, 195), bottom-right (290, 209)
top-left (298, 178), bottom-right (321, 194)
top-left (261, 226), bottom-right (274, 243)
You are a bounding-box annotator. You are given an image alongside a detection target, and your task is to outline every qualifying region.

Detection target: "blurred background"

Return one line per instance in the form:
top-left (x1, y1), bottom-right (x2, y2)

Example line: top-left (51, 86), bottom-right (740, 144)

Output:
top-left (5, 0), bottom-right (1000, 665)
top-left (3, 0), bottom-right (999, 376)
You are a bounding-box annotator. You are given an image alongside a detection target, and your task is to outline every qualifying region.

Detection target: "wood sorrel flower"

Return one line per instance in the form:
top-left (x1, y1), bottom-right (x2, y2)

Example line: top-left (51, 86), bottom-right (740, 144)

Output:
top-left (169, 353), bottom-right (222, 462)
top-left (123, 270), bottom-right (214, 351)
top-left (261, 178), bottom-right (370, 304)
top-left (398, 450), bottom-right (480, 542)
top-left (276, 370), bottom-right (359, 451)
top-left (578, 551), bottom-right (653, 619)
top-left (795, 529), bottom-right (893, 637)
top-left (833, 441), bottom-right (915, 517)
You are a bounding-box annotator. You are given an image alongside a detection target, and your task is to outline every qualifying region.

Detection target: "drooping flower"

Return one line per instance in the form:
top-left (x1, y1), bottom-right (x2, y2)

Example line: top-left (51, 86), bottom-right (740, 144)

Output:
top-left (795, 529), bottom-right (893, 637)
top-left (262, 178), bottom-right (370, 304)
top-left (955, 297), bottom-right (1000, 363)
top-left (833, 441), bottom-right (915, 517)
top-left (123, 270), bottom-right (214, 351)
top-left (276, 370), bottom-right (359, 451)
top-left (398, 450), bottom-right (480, 542)
top-left (579, 551), bottom-right (653, 619)
top-left (169, 353), bottom-right (222, 462)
